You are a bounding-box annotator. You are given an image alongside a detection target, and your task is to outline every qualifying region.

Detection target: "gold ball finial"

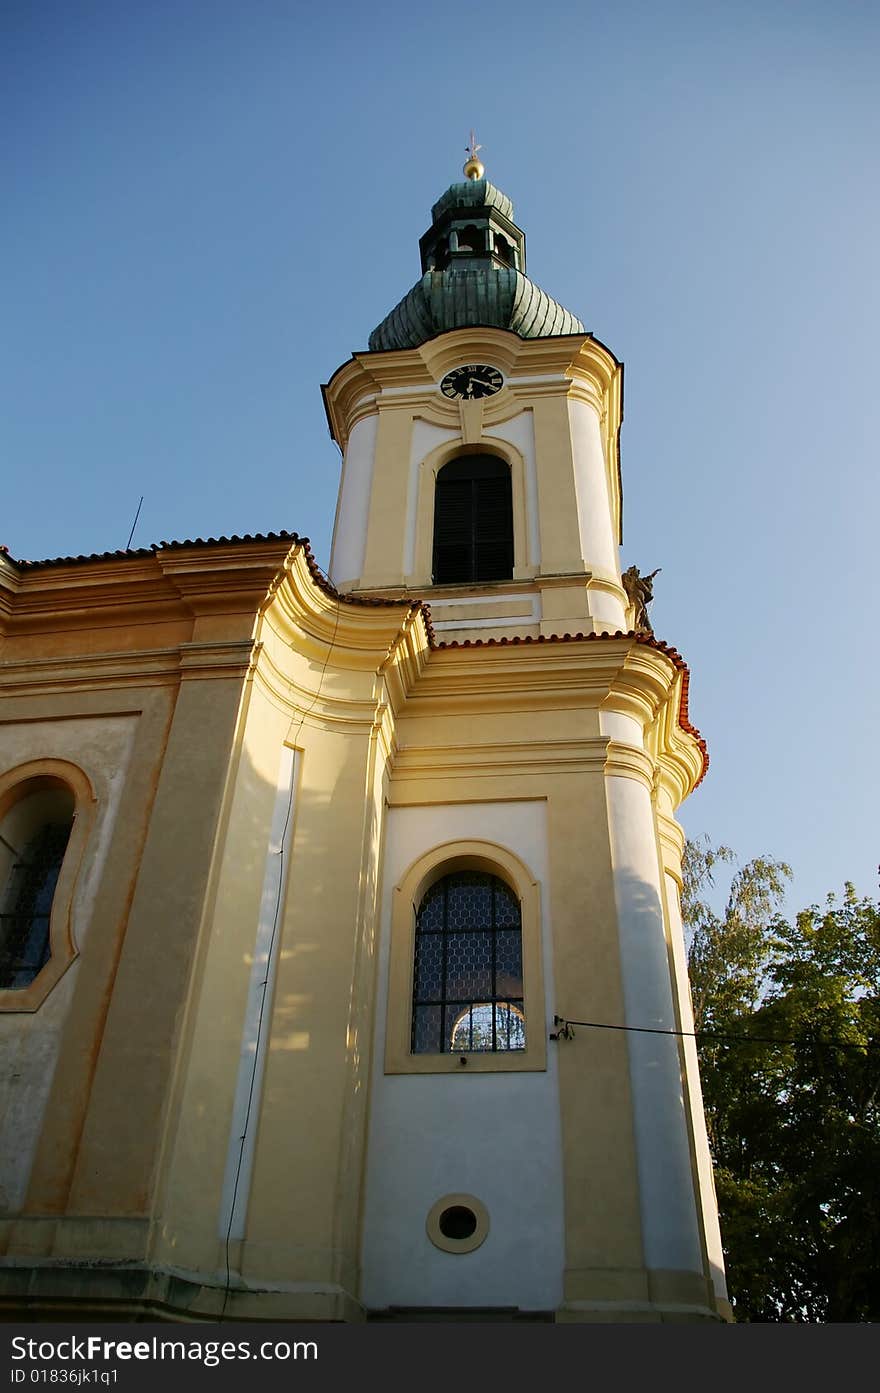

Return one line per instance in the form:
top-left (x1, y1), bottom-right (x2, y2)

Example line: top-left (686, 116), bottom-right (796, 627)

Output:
top-left (463, 129), bottom-right (484, 181)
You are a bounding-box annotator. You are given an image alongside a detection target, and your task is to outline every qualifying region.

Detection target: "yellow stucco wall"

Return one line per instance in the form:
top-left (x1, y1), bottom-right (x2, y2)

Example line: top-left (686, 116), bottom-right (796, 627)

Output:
top-left (0, 463), bottom-right (722, 1322)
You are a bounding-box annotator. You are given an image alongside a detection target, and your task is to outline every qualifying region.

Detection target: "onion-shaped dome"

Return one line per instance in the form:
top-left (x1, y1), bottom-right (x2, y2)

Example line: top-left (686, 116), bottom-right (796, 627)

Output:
top-left (369, 177), bottom-right (584, 353)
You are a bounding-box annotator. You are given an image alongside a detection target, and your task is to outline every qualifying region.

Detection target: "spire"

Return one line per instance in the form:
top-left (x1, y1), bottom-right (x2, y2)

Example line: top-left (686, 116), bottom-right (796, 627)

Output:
top-left (463, 130), bottom-right (485, 181)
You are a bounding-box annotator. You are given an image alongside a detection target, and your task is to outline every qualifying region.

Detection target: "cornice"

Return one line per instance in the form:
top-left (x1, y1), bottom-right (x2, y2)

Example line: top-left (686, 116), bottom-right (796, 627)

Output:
top-left (3, 569), bottom-right (181, 629)
top-left (605, 643), bottom-right (706, 803)
top-left (176, 640), bottom-right (257, 681)
top-left (263, 545), bottom-right (431, 671)
top-left (0, 538), bottom-right (433, 725)
top-left (650, 668), bottom-right (707, 807)
top-left (379, 606), bottom-right (432, 715)
top-left (0, 556), bottom-right (21, 630)
top-left (0, 643), bottom-right (253, 697)
top-left (399, 631), bottom-right (706, 805)
top-left (373, 695), bottom-right (397, 767)
top-left (322, 329), bottom-right (623, 452)
top-left (0, 539), bottom-right (298, 636)
top-left (0, 552), bottom-right (20, 581)
top-left (657, 811), bottom-right (686, 882)
top-left (392, 736), bottom-right (608, 782)
top-left (431, 629), bottom-right (707, 791)
top-left (245, 546), bottom-right (431, 745)
top-left (605, 644), bottom-right (677, 725)
top-left (405, 643), bottom-right (629, 715)
top-left (534, 572), bottom-right (591, 591)
top-left (566, 337), bottom-right (621, 398)
top-left (603, 740), bottom-right (656, 792)
top-left (244, 565), bottom-right (429, 751)
top-left (249, 640), bottom-right (385, 735)
top-left (587, 576), bottom-right (625, 599)
top-left (154, 542), bottom-right (295, 617)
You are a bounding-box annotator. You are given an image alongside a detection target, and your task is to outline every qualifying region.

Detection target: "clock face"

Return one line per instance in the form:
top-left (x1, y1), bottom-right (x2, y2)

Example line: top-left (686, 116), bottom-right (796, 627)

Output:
top-left (440, 364), bottom-right (504, 401)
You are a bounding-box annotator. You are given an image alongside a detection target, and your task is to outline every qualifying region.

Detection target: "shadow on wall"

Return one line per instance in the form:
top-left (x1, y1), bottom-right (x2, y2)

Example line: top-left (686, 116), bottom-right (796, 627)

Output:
top-left (612, 864), bottom-right (719, 1297)
top-left (159, 714), bottom-right (384, 1276)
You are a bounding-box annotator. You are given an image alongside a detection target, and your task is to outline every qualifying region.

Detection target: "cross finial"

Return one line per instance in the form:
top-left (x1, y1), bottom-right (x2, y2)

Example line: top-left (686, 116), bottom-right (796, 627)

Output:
top-left (463, 130), bottom-right (485, 181)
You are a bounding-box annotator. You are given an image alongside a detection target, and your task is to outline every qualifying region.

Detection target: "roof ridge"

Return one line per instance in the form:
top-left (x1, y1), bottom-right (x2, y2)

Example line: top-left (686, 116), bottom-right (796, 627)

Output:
top-left (4, 530), bottom-right (303, 570)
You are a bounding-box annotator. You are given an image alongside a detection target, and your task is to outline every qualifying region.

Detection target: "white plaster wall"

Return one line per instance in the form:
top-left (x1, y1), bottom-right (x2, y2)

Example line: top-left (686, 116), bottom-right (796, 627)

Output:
top-left (568, 399), bottom-right (622, 587)
top-left (604, 774), bottom-right (703, 1274)
top-left (361, 801), bottom-right (564, 1312)
top-left (485, 411), bottom-right (540, 567)
top-left (405, 420), bottom-right (458, 577)
top-left (590, 588), bottom-right (628, 632)
top-left (0, 715), bottom-right (136, 1213)
top-left (329, 413), bottom-right (378, 588)
top-left (664, 870), bottom-right (728, 1302)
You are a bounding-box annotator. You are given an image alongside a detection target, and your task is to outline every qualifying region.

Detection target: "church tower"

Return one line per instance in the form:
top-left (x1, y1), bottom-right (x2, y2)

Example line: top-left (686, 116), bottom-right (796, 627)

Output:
top-left (0, 149), bottom-right (729, 1323)
top-left (327, 148), bottom-right (625, 644)
top-left (321, 149), bottom-right (730, 1321)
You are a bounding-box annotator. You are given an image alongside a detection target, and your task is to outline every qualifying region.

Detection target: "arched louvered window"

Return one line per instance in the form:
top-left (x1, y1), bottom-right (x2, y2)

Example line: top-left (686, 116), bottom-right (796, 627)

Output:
top-left (0, 785), bottom-right (74, 990)
top-left (432, 455), bottom-right (513, 585)
top-left (411, 870), bottom-right (525, 1054)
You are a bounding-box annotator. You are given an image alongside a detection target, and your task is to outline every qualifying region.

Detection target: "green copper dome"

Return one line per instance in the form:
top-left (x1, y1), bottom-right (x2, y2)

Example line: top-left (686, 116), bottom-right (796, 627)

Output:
top-left (430, 179), bottom-right (515, 224)
top-left (369, 177), bottom-right (584, 353)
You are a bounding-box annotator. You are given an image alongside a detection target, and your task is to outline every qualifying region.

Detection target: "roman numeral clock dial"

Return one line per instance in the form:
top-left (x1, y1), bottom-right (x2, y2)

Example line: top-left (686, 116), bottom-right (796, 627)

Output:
top-left (440, 364), bottom-right (504, 400)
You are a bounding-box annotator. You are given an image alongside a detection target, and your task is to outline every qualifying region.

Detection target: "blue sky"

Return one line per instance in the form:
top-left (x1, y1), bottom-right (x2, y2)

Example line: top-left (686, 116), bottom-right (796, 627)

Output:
top-left (3, 0), bottom-right (878, 913)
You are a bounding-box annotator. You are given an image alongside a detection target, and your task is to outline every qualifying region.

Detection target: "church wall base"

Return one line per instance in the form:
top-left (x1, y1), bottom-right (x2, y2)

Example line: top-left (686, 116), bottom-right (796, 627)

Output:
top-left (557, 1265), bottom-right (730, 1323)
top-left (0, 1263), bottom-right (364, 1323)
top-left (0, 1260), bottom-right (731, 1324)
top-left (555, 1305), bottom-right (723, 1323)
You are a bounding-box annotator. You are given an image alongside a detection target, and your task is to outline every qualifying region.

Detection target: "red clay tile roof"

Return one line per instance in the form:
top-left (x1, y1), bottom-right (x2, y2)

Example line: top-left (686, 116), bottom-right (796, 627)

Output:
top-left (2, 531), bottom-right (303, 569)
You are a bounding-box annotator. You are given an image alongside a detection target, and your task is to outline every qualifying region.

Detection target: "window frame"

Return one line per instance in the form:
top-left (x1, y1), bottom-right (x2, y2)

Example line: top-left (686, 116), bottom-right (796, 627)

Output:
top-left (0, 760), bottom-right (95, 1012)
top-left (407, 440), bottom-right (535, 590)
top-left (384, 840), bottom-right (546, 1075)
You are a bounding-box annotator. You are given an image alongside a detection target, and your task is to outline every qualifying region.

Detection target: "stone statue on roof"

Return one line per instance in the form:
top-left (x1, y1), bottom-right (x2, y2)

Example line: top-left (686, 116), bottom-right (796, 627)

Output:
top-left (621, 565), bottom-right (661, 634)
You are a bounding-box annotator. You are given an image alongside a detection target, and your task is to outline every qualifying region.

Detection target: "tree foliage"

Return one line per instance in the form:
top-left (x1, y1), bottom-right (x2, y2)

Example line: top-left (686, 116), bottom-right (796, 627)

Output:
top-left (684, 839), bottom-right (880, 1322)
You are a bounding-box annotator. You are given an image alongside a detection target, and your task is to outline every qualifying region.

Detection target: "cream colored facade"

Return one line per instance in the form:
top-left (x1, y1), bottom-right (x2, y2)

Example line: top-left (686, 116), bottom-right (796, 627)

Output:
top-left (0, 185), bottom-right (730, 1321)
top-left (327, 329), bottom-right (627, 640)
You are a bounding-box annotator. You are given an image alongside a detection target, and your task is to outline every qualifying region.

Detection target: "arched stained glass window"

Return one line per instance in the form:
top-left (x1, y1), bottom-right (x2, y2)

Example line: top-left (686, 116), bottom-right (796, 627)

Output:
top-left (411, 870), bottom-right (525, 1054)
top-left (432, 455), bottom-right (513, 585)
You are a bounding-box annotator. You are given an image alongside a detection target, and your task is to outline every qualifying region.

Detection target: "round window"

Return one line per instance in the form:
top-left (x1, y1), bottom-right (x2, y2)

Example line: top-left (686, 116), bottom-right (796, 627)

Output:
top-left (426, 1193), bottom-right (489, 1254)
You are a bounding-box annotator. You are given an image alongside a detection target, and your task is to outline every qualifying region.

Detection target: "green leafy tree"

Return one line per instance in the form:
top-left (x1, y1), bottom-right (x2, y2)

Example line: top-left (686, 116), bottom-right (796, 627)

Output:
top-left (683, 840), bottom-right (880, 1322)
